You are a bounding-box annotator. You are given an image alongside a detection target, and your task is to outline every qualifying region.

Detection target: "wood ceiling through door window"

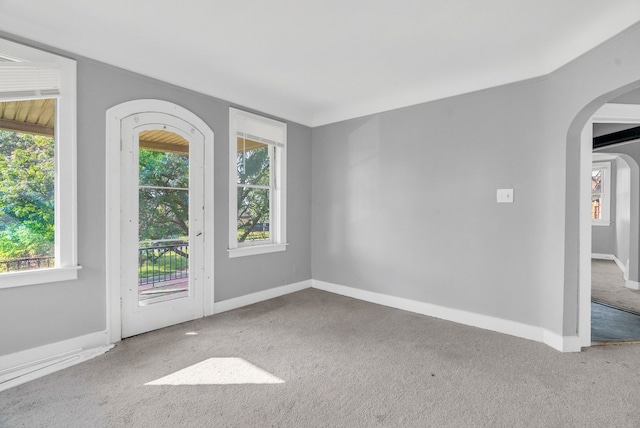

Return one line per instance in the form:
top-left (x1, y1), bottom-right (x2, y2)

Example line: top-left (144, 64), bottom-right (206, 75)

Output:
top-left (139, 130), bottom-right (189, 155)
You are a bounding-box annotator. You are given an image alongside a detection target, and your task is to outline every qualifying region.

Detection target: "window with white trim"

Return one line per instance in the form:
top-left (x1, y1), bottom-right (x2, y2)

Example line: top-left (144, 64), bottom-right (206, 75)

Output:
top-left (0, 38), bottom-right (78, 288)
top-left (592, 162), bottom-right (611, 226)
top-left (228, 108), bottom-right (287, 257)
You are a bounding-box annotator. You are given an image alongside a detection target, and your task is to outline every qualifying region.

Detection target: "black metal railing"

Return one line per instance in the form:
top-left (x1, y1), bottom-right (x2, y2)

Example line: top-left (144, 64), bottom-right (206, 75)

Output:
top-left (0, 256), bottom-right (55, 273)
top-left (138, 241), bottom-right (189, 287)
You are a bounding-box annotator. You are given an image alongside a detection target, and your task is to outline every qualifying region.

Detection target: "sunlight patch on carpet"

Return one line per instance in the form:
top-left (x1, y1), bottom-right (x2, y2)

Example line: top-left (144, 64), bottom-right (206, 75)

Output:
top-left (145, 358), bottom-right (285, 385)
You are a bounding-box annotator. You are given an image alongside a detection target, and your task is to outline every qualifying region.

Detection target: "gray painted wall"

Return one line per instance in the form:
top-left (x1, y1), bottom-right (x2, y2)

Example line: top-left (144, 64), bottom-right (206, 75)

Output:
top-left (611, 87), bottom-right (640, 104)
top-left (312, 80), bottom-right (553, 328)
top-left (614, 157), bottom-right (631, 269)
top-left (313, 22), bottom-right (640, 337)
top-left (591, 160), bottom-right (617, 255)
top-left (0, 35), bottom-right (312, 356)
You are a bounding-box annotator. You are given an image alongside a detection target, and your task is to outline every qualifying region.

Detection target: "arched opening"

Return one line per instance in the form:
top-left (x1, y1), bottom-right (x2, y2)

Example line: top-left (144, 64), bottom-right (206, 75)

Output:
top-left (566, 82), bottom-right (640, 348)
top-left (105, 99), bottom-right (215, 344)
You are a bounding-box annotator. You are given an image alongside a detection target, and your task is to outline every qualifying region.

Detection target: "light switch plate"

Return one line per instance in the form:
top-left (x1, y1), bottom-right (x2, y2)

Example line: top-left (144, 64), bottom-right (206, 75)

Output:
top-left (497, 188), bottom-right (514, 203)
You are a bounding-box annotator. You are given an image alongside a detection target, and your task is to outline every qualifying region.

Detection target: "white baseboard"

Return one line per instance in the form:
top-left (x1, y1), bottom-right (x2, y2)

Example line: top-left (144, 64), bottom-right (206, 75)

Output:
top-left (543, 330), bottom-right (581, 352)
top-left (312, 279), bottom-right (581, 353)
top-left (592, 253), bottom-right (615, 260)
top-left (0, 330), bottom-right (112, 392)
top-left (625, 280), bottom-right (640, 290)
top-left (214, 279), bottom-right (312, 314)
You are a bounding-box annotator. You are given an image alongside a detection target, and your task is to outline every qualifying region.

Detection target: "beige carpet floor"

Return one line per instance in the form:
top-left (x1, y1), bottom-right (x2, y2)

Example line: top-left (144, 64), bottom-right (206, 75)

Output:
top-left (592, 259), bottom-right (640, 314)
top-left (2, 289), bottom-right (640, 427)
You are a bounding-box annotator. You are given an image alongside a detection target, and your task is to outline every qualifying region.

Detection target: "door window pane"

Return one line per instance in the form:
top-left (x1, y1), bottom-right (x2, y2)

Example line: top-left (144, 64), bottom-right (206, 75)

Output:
top-left (138, 131), bottom-right (190, 306)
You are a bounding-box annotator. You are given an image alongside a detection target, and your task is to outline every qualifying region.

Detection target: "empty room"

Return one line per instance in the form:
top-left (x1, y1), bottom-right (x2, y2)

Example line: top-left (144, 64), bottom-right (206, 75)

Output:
top-left (1, 1), bottom-right (640, 426)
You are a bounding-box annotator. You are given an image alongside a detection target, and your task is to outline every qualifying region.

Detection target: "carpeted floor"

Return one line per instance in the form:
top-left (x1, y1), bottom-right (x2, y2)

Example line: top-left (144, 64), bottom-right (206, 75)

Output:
top-left (2, 288), bottom-right (640, 427)
top-left (591, 259), bottom-right (640, 314)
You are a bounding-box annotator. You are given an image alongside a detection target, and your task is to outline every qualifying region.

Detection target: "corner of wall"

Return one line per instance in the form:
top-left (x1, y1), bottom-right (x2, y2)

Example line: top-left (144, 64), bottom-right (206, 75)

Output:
top-left (543, 330), bottom-right (581, 353)
top-left (311, 279), bottom-right (579, 352)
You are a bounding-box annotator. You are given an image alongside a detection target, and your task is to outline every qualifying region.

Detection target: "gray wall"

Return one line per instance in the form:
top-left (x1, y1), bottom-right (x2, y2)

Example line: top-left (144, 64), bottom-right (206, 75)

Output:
top-left (611, 87), bottom-right (640, 105)
top-left (312, 80), bottom-right (553, 327)
top-left (313, 22), bottom-right (640, 337)
top-left (591, 160), bottom-right (617, 255)
top-left (614, 157), bottom-right (631, 269)
top-left (0, 35), bottom-right (312, 356)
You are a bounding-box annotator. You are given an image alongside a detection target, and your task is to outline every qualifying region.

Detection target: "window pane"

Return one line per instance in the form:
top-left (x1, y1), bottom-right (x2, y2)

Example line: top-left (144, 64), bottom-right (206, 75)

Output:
top-left (591, 195), bottom-right (602, 220)
top-left (138, 133), bottom-right (191, 305)
top-left (138, 240), bottom-right (189, 306)
top-left (139, 149), bottom-right (189, 188)
top-left (592, 170), bottom-right (602, 193)
top-left (237, 187), bottom-right (270, 243)
top-left (237, 138), bottom-right (270, 186)
top-left (139, 188), bottom-right (189, 242)
top-left (0, 99), bottom-right (56, 273)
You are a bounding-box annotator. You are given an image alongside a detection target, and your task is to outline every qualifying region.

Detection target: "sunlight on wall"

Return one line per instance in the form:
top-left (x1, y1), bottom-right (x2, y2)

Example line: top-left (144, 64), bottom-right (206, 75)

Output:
top-left (145, 357), bottom-right (285, 385)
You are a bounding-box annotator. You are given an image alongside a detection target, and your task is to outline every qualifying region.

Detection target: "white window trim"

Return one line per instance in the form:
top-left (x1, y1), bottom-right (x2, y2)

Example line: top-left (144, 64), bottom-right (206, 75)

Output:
top-left (0, 39), bottom-right (79, 288)
top-left (228, 108), bottom-right (287, 257)
top-left (592, 161), bottom-right (611, 226)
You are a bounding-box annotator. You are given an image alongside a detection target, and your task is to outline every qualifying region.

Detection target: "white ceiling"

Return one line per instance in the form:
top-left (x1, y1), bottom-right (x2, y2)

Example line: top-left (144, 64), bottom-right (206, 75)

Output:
top-left (1, 1), bottom-right (639, 126)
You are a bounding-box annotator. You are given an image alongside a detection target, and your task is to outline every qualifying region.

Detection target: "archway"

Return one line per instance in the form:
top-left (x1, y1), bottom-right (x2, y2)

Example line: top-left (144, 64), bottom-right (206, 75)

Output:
top-left (105, 99), bottom-right (215, 344)
top-left (566, 83), bottom-right (640, 348)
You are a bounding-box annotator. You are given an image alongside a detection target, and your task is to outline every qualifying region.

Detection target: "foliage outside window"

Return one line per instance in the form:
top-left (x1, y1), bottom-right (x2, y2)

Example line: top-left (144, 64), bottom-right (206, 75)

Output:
top-left (0, 38), bottom-right (78, 288)
top-left (0, 127), bottom-right (55, 271)
top-left (237, 139), bottom-right (272, 243)
top-left (138, 147), bottom-right (190, 282)
top-left (228, 108), bottom-right (287, 257)
top-left (592, 162), bottom-right (610, 225)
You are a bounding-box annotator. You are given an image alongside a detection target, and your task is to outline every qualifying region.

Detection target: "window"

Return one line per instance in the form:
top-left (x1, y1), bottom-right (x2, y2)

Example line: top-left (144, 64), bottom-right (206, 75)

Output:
top-left (592, 162), bottom-right (611, 226)
top-left (228, 108), bottom-right (286, 257)
top-left (0, 38), bottom-right (78, 287)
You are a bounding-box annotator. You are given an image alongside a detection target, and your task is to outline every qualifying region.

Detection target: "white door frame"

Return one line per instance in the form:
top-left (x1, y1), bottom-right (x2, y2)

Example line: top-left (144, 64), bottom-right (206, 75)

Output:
top-left (106, 100), bottom-right (215, 344)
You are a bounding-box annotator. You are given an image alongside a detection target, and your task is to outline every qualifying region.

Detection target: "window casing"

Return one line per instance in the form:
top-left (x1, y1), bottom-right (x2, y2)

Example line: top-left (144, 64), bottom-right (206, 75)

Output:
top-left (0, 38), bottom-right (78, 288)
top-left (228, 108), bottom-right (286, 257)
top-left (592, 162), bottom-right (611, 226)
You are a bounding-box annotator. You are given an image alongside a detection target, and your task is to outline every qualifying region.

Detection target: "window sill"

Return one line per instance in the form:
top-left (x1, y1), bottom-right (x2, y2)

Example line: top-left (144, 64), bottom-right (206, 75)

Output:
top-left (592, 222), bottom-right (611, 227)
top-left (0, 266), bottom-right (82, 289)
top-left (228, 243), bottom-right (288, 258)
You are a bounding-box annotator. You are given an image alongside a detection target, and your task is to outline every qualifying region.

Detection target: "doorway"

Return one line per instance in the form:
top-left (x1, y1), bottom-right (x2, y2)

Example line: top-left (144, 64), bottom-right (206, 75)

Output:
top-left (106, 100), bottom-right (215, 342)
top-left (587, 103), bottom-right (640, 345)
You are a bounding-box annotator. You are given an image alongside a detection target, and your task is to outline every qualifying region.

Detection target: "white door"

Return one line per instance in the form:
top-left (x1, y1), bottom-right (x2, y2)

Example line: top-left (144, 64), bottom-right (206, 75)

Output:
top-left (120, 112), bottom-right (205, 338)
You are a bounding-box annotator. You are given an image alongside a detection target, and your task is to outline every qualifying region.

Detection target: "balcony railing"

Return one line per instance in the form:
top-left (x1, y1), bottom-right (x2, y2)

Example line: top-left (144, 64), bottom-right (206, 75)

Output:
top-left (138, 241), bottom-right (189, 288)
top-left (0, 243), bottom-right (189, 292)
top-left (0, 256), bottom-right (54, 273)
